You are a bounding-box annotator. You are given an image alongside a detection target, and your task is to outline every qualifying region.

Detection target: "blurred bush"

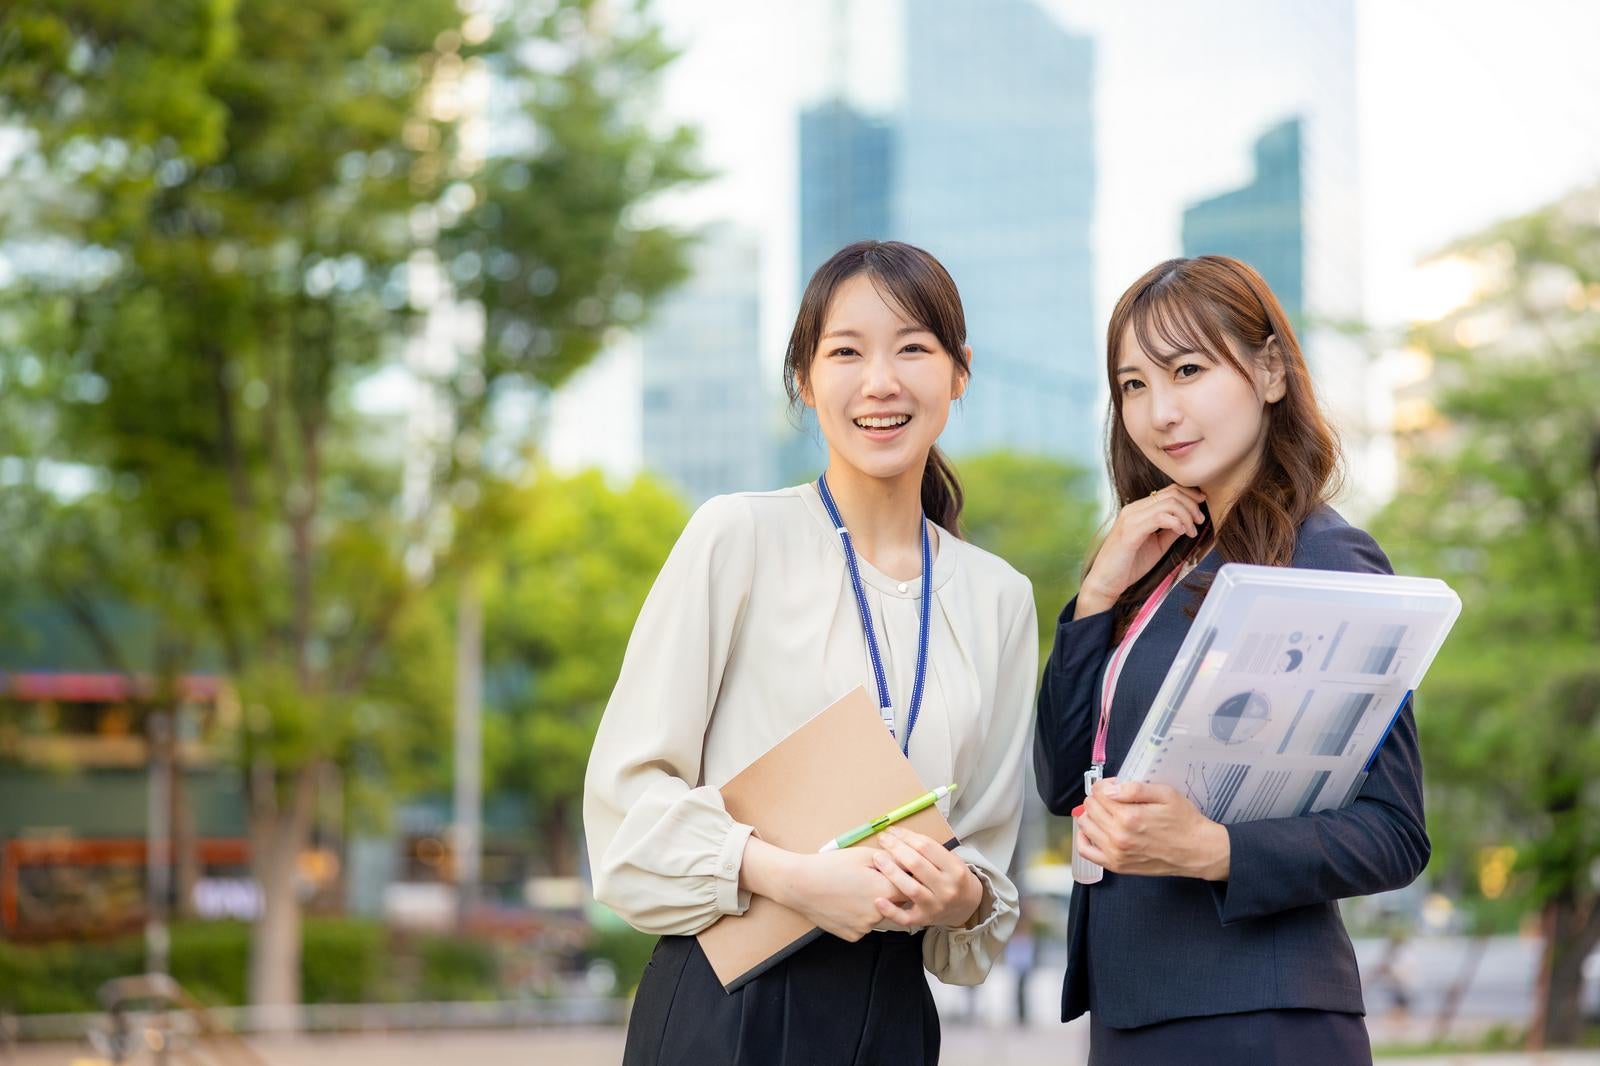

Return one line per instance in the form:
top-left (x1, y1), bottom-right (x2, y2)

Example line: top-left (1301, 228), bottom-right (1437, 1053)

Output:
top-left (0, 918), bottom-right (388, 1012)
top-left (168, 921), bottom-right (251, 1006)
top-left (417, 936), bottom-right (498, 1002)
top-left (585, 925), bottom-right (657, 995)
top-left (0, 937), bottom-right (142, 1014)
top-left (300, 919), bottom-right (385, 1005)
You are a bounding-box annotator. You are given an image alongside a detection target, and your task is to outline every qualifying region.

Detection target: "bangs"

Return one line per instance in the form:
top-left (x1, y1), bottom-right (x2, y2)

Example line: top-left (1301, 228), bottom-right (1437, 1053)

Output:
top-left (862, 257), bottom-right (965, 358)
top-left (865, 271), bottom-right (928, 336)
top-left (1125, 283), bottom-right (1244, 375)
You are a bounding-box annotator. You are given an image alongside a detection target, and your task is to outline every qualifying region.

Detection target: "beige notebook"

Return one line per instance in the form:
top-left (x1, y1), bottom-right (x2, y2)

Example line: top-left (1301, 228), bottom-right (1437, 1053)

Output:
top-left (697, 685), bottom-right (959, 991)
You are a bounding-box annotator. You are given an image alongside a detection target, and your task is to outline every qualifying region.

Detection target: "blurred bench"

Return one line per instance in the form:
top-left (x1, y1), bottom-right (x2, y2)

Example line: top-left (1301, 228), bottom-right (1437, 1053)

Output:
top-left (88, 976), bottom-right (264, 1066)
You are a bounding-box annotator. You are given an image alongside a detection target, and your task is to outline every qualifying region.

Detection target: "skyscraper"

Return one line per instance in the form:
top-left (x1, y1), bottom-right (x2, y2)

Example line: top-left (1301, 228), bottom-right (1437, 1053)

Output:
top-left (780, 100), bottom-right (897, 483)
top-left (1124, 1), bottom-right (1371, 507)
top-left (639, 226), bottom-right (773, 504)
top-left (1182, 119), bottom-right (1306, 321)
top-left (798, 101), bottom-right (894, 281)
top-left (894, 0), bottom-right (1098, 463)
top-left (787, 0), bottom-right (1099, 472)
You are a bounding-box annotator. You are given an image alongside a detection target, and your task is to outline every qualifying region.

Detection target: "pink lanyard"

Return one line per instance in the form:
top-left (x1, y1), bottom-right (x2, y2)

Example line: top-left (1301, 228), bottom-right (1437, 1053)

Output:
top-left (1090, 560), bottom-right (1190, 778)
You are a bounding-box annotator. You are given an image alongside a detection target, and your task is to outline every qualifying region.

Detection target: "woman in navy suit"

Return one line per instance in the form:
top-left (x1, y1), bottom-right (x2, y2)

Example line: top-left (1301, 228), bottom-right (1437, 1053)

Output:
top-left (1034, 256), bottom-right (1429, 1064)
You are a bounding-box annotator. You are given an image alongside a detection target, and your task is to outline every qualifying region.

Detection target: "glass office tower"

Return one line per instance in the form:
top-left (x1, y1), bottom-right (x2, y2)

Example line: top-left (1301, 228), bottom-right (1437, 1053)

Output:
top-left (789, 0), bottom-right (1099, 472)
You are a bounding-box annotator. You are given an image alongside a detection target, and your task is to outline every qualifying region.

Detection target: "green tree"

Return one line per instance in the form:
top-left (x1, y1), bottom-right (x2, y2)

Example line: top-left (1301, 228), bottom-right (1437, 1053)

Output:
top-left (482, 468), bottom-right (687, 878)
top-left (959, 451), bottom-right (1104, 661)
top-left (959, 451), bottom-right (1104, 862)
top-left (442, 0), bottom-right (701, 407)
top-left (0, 0), bottom-right (697, 1009)
top-left (1372, 186), bottom-right (1600, 1048)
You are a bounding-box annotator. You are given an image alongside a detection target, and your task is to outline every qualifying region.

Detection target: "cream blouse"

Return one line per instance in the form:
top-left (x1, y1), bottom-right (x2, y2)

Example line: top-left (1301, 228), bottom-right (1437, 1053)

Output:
top-left (582, 483), bottom-right (1038, 986)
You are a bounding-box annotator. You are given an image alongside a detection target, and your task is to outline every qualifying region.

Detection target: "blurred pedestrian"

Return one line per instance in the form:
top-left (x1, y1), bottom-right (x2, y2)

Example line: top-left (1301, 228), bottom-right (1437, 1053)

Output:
top-left (585, 240), bottom-right (1038, 1065)
top-left (1034, 256), bottom-right (1430, 1065)
top-left (1005, 919), bottom-right (1038, 1024)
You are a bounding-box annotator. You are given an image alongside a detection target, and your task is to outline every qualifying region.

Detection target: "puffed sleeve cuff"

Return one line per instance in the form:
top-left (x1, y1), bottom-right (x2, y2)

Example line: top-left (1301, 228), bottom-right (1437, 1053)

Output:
top-left (961, 865), bottom-right (1005, 935)
top-left (715, 820), bottom-right (758, 917)
top-left (591, 786), bottom-right (762, 935)
top-left (921, 865), bottom-right (1018, 986)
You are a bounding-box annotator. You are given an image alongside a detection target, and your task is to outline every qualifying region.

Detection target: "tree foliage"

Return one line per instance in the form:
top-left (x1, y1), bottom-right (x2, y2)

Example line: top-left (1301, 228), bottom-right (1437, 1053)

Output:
top-left (0, 0), bottom-right (699, 1007)
top-left (959, 451), bottom-right (1104, 663)
top-left (481, 468), bottom-right (687, 876)
top-left (1371, 185), bottom-right (1600, 1046)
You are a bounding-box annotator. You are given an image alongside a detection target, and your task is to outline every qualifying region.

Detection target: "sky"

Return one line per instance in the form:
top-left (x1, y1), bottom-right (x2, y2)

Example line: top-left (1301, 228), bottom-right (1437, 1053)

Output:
top-left (550, 0), bottom-right (1600, 479)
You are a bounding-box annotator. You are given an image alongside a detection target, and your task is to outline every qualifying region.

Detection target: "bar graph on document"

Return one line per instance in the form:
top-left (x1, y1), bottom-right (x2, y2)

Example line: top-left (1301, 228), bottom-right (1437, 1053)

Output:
top-left (1120, 565), bottom-right (1461, 824)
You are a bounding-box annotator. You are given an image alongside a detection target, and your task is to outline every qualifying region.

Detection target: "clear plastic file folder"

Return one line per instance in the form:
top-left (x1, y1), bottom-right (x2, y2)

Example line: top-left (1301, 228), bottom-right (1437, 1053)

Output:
top-left (1120, 564), bottom-right (1460, 823)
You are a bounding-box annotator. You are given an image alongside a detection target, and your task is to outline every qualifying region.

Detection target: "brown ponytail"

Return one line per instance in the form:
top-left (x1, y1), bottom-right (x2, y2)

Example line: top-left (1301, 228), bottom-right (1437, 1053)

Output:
top-left (785, 240), bottom-right (972, 536)
top-left (921, 445), bottom-right (964, 537)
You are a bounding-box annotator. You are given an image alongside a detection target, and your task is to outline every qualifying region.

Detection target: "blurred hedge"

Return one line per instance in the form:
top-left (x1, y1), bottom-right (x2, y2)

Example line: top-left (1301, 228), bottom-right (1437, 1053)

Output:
top-left (416, 937), bottom-right (498, 1002)
top-left (0, 937), bottom-right (143, 1014)
top-left (586, 925), bottom-right (657, 995)
top-left (0, 919), bottom-right (404, 1013)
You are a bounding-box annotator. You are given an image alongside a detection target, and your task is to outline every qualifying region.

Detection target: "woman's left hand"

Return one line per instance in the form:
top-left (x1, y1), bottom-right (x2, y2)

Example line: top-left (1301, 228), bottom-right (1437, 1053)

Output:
top-left (1076, 779), bottom-right (1231, 880)
top-left (868, 827), bottom-right (985, 929)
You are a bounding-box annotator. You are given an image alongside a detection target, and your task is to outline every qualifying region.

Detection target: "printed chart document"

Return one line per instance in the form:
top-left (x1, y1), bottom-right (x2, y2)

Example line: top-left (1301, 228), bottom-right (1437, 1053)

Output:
top-left (1120, 564), bottom-right (1460, 822)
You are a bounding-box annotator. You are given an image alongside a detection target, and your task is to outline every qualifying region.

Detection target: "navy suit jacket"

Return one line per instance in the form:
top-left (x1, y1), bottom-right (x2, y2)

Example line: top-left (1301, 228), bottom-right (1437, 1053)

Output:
top-left (1034, 507), bottom-right (1430, 1028)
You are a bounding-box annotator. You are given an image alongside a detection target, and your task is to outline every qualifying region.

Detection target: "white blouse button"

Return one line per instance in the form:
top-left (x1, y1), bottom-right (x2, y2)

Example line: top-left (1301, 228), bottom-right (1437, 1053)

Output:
top-left (897, 582), bottom-right (909, 593)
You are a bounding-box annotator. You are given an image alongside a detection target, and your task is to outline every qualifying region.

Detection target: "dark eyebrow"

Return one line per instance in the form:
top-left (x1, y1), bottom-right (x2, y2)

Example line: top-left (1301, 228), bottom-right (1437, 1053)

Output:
top-left (1121, 347), bottom-right (1203, 374)
top-left (821, 325), bottom-right (935, 342)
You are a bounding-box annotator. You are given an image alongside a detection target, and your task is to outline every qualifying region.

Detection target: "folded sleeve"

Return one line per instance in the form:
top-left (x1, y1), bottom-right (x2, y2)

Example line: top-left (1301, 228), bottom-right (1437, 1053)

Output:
top-left (924, 588), bottom-right (1039, 985)
top-left (1212, 522), bottom-right (1432, 924)
top-left (1033, 595), bottom-right (1116, 815)
top-left (582, 495), bottom-right (760, 936)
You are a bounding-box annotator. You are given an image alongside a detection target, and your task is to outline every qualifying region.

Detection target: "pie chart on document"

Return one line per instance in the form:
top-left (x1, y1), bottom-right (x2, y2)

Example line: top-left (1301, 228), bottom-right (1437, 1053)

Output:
top-left (1209, 690), bottom-right (1269, 744)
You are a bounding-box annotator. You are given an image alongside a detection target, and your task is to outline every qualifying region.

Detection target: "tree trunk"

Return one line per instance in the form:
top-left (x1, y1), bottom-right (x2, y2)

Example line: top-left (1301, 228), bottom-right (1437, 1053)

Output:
top-left (171, 758), bottom-right (200, 920)
top-left (545, 799), bottom-right (577, 878)
top-left (247, 764), bottom-right (317, 1026)
top-left (1530, 890), bottom-right (1600, 1048)
top-left (1432, 934), bottom-right (1486, 1044)
top-left (248, 824), bottom-right (301, 1019)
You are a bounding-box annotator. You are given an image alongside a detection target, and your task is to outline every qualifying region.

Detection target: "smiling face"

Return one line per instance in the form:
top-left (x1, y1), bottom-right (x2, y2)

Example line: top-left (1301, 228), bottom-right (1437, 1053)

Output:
top-left (1114, 322), bottom-right (1285, 508)
top-left (799, 273), bottom-right (969, 486)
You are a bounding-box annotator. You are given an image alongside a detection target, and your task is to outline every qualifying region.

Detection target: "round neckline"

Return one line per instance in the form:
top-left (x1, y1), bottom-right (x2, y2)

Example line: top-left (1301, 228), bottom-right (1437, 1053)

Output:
top-left (798, 482), bottom-right (958, 599)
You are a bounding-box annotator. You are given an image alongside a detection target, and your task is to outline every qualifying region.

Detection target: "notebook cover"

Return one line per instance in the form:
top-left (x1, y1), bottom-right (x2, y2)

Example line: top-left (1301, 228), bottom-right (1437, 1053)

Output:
top-left (696, 685), bottom-right (959, 992)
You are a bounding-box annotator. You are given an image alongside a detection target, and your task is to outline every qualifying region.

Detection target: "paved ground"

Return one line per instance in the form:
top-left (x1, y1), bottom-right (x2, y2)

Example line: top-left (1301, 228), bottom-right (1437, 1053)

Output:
top-left (7, 935), bottom-right (1594, 1064)
top-left (8, 1027), bottom-right (1600, 1066)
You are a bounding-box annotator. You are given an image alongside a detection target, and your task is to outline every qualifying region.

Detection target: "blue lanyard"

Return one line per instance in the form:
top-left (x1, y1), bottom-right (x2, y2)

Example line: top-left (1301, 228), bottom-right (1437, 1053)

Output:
top-left (817, 472), bottom-right (932, 755)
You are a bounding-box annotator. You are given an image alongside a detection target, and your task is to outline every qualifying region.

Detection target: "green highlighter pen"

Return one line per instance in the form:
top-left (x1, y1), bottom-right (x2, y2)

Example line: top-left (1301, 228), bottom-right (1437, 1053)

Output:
top-left (818, 784), bottom-right (958, 852)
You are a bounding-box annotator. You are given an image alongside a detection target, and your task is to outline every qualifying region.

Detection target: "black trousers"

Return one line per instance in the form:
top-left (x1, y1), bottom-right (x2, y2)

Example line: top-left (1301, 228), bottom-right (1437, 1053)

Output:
top-left (623, 931), bottom-right (939, 1066)
top-left (1088, 1007), bottom-right (1372, 1065)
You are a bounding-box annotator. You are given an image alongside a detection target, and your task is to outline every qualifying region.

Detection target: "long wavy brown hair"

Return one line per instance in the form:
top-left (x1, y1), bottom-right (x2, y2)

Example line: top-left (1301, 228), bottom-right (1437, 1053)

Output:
top-left (1098, 255), bottom-right (1343, 637)
top-left (784, 240), bottom-right (969, 535)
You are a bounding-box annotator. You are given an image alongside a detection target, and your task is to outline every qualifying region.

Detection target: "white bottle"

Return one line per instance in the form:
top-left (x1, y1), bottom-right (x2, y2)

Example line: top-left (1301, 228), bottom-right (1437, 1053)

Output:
top-left (1071, 801), bottom-right (1104, 885)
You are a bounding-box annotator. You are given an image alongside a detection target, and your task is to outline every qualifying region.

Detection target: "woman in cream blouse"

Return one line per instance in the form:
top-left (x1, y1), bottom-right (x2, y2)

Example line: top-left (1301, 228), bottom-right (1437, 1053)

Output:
top-left (584, 240), bottom-right (1037, 1065)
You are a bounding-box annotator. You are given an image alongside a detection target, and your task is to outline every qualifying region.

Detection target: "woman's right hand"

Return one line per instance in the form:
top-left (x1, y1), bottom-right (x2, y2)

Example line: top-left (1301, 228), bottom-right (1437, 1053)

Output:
top-left (741, 838), bottom-right (905, 942)
top-left (1076, 485), bottom-right (1207, 619)
top-left (785, 849), bottom-right (909, 942)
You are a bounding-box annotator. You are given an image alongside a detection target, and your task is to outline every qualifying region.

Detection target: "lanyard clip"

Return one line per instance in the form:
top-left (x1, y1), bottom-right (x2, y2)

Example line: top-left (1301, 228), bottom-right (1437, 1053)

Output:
top-left (881, 704), bottom-right (897, 737)
top-left (1084, 764), bottom-right (1104, 795)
